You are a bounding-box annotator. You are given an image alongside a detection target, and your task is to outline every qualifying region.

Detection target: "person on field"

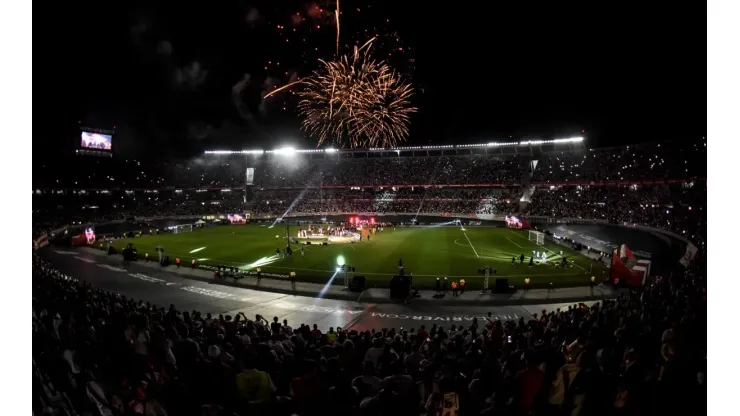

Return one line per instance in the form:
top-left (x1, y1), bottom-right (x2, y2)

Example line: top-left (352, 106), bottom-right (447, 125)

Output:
top-left (451, 280), bottom-right (458, 297)
top-left (459, 278), bottom-right (465, 294)
top-left (590, 275), bottom-right (596, 294)
top-left (175, 257), bottom-right (181, 268)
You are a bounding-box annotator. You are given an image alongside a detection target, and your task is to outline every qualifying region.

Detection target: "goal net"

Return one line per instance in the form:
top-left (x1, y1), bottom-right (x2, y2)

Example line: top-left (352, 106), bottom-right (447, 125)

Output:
top-left (173, 224), bottom-right (193, 234)
top-left (528, 230), bottom-right (545, 246)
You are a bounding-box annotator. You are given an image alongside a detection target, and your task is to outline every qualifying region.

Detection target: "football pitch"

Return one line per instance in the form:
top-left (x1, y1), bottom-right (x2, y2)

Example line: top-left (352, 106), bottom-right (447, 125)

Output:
top-left (107, 225), bottom-right (608, 289)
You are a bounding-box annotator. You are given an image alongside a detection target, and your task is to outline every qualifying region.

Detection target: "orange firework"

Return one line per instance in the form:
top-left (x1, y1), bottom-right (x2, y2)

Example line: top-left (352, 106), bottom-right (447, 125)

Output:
top-left (297, 42), bottom-right (416, 148)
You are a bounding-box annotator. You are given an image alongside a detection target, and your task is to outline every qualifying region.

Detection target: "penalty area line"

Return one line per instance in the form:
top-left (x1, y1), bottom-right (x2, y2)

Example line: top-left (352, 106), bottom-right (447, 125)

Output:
top-left (507, 229), bottom-right (559, 256)
top-left (507, 229), bottom-right (590, 273)
top-left (505, 237), bottom-right (523, 249)
top-left (463, 232), bottom-right (479, 258)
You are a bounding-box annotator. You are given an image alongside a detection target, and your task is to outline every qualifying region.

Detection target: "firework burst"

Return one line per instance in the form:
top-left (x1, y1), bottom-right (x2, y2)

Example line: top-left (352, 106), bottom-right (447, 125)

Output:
top-left (297, 43), bottom-right (416, 148)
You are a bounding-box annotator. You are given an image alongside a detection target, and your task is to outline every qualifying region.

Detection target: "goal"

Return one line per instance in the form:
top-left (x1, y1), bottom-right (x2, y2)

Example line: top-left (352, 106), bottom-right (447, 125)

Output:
top-left (173, 224), bottom-right (193, 234)
top-left (528, 230), bottom-right (545, 246)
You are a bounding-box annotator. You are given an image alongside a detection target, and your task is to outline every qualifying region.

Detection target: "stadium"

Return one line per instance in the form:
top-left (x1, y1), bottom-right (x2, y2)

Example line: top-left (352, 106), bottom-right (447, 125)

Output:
top-left (28, 4), bottom-right (710, 415)
top-left (32, 135), bottom-right (707, 414)
top-left (35, 137), bottom-right (704, 291)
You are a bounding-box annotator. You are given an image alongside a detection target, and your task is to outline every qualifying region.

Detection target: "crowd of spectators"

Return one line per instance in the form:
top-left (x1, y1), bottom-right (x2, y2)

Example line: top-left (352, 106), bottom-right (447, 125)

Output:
top-left (249, 188), bottom-right (523, 216)
top-left (32, 140), bottom-right (706, 247)
top-left (33, 140), bottom-right (705, 191)
top-left (33, 249), bottom-right (706, 416)
top-left (34, 181), bottom-right (705, 247)
top-left (531, 140), bottom-right (706, 184)
top-left (33, 154), bottom-right (527, 190)
top-left (33, 187), bottom-right (524, 230)
top-left (526, 184), bottom-right (706, 247)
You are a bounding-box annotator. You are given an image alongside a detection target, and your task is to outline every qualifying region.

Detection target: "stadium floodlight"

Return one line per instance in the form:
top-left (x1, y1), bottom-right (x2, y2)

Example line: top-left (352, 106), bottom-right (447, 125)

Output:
top-left (203, 149), bottom-right (264, 155)
top-left (325, 148), bottom-right (337, 153)
top-left (549, 137), bottom-right (584, 144)
top-left (275, 146), bottom-right (296, 156)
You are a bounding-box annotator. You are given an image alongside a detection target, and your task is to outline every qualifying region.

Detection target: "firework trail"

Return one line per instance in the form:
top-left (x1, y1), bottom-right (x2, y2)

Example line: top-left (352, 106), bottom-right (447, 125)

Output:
top-left (263, 79), bottom-right (303, 99)
top-left (335, 0), bottom-right (340, 56)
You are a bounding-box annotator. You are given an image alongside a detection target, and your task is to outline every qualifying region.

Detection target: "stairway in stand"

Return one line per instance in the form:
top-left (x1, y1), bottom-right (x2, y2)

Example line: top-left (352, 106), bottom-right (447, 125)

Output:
top-left (518, 158), bottom-right (539, 212)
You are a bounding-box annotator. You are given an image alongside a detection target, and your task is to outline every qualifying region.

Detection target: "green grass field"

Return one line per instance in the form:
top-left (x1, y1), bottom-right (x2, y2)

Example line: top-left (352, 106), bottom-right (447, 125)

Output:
top-left (104, 225), bottom-right (607, 289)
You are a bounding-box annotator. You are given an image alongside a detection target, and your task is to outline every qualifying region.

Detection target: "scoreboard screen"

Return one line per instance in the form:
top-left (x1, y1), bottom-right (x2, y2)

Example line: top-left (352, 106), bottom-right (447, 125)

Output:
top-left (349, 216), bottom-right (376, 225)
top-left (505, 216), bottom-right (521, 227)
top-left (227, 214), bottom-right (247, 224)
top-left (80, 131), bottom-right (112, 151)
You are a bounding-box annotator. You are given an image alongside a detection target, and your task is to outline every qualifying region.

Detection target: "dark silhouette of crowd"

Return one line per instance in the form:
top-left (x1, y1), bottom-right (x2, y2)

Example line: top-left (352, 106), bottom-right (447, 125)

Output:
top-left (33, 252), bottom-right (706, 416)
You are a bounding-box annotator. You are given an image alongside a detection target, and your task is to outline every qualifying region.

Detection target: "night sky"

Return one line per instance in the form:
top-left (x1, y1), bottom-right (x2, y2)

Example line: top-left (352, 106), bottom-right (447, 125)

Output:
top-left (34, 1), bottom-right (706, 159)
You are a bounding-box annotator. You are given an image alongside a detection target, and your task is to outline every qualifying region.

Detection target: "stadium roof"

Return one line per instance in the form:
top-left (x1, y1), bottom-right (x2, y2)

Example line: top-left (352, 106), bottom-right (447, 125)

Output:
top-left (203, 137), bottom-right (584, 155)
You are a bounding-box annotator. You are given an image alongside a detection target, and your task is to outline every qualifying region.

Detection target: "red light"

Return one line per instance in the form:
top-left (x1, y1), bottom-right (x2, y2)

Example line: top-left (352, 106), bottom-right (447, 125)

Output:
top-left (370, 217), bottom-right (376, 225)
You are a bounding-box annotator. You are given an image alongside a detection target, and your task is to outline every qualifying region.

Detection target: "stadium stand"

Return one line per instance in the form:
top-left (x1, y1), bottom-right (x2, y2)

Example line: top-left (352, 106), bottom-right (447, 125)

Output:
top-left (33, 139), bottom-right (706, 246)
top-left (32, 140), bottom-right (707, 415)
top-left (32, 251), bottom-right (706, 416)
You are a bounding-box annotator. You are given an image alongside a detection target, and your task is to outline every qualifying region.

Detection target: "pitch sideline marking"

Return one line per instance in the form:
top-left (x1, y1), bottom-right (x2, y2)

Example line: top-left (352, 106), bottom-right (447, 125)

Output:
top-left (505, 237), bottom-right (523, 249)
top-left (506, 229), bottom-right (560, 256)
top-left (463, 232), bottom-right (479, 258)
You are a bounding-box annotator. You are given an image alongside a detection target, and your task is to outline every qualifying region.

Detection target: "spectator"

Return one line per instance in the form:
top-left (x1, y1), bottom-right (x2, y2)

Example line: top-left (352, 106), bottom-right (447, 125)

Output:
top-left (352, 361), bottom-right (383, 399)
top-left (235, 353), bottom-right (276, 411)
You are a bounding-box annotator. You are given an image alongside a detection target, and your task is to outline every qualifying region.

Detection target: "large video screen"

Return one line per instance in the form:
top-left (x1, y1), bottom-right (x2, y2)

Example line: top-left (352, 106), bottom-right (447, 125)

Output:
top-left (227, 214), bottom-right (247, 224)
top-left (80, 131), bottom-right (113, 151)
